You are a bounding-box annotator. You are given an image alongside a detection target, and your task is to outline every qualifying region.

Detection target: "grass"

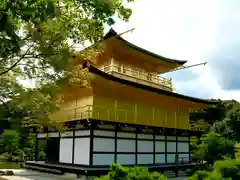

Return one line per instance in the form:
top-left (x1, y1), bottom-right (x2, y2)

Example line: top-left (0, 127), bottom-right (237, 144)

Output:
top-left (0, 162), bottom-right (21, 169)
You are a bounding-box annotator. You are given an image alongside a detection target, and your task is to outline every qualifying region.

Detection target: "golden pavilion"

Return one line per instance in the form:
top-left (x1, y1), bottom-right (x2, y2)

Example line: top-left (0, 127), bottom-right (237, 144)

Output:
top-left (27, 28), bottom-right (216, 176)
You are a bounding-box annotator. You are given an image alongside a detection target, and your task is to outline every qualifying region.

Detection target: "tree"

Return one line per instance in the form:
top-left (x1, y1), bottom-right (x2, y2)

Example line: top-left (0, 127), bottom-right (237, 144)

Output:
top-left (189, 99), bottom-right (225, 125)
top-left (193, 132), bottom-right (236, 166)
top-left (0, 129), bottom-right (20, 159)
top-left (0, 0), bottom-right (135, 127)
top-left (190, 100), bottom-right (240, 141)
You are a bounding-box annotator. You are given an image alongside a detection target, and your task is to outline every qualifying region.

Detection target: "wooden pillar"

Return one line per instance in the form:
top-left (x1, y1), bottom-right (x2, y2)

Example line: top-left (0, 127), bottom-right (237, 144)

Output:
top-left (165, 129), bottom-right (167, 164)
top-left (114, 124), bottom-right (118, 163)
top-left (135, 127), bottom-right (139, 165)
top-left (153, 130), bottom-right (156, 164)
top-left (89, 122), bottom-right (94, 167)
top-left (72, 128), bottom-right (76, 164)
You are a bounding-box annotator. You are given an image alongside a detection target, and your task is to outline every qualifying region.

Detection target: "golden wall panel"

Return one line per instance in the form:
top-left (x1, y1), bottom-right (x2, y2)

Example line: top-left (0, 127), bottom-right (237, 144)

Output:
top-left (136, 104), bottom-right (153, 126)
top-left (178, 110), bottom-right (189, 129)
top-left (92, 94), bottom-right (190, 130)
top-left (153, 108), bottom-right (165, 127)
top-left (93, 96), bottom-right (115, 121)
top-left (166, 109), bottom-right (176, 128)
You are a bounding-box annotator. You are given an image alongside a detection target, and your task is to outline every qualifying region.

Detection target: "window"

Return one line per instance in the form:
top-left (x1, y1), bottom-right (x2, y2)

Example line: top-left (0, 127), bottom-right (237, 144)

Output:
top-left (147, 73), bottom-right (152, 81)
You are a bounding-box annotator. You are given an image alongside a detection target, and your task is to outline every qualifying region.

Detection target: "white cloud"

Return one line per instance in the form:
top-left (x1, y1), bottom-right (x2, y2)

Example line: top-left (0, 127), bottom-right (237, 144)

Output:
top-left (113, 0), bottom-right (240, 100)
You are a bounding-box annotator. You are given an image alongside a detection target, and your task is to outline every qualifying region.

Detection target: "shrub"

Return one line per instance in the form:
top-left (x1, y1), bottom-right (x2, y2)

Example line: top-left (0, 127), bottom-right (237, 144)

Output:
top-left (193, 132), bottom-right (236, 165)
top-left (188, 159), bottom-right (240, 180)
top-left (95, 163), bottom-right (168, 180)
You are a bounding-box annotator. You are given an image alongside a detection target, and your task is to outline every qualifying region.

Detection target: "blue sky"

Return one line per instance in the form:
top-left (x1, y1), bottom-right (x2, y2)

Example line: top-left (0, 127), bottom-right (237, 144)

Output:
top-left (112, 0), bottom-right (240, 100)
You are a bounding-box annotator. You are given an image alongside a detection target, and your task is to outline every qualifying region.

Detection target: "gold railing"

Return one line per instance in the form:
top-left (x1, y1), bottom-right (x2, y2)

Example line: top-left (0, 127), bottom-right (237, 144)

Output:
top-left (100, 64), bottom-right (173, 91)
top-left (51, 105), bottom-right (201, 131)
top-left (189, 120), bottom-right (207, 131)
top-left (51, 105), bottom-right (133, 123)
top-left (50, 105), bottom-right (92, 122)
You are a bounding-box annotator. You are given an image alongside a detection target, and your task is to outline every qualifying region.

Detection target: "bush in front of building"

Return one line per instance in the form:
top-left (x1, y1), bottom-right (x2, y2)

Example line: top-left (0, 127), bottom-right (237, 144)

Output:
top-left (188, 159), bottom-right (240, 180)
top-left (192, 132), bottom-right (236, 166)
top-left (95, 163), bottom-right (168, 180)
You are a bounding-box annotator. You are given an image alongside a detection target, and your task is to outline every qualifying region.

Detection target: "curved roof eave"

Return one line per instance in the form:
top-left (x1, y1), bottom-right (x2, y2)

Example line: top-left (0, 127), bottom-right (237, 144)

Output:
top-left (104, 28), bottom-right (187, 65)
top-left (89, 65), bottom-right (218, 105)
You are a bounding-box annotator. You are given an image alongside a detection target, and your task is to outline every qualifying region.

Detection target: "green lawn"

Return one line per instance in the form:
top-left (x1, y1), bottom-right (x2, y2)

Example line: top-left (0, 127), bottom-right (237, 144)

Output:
top-left (0, 162), bottom-right (21, 169)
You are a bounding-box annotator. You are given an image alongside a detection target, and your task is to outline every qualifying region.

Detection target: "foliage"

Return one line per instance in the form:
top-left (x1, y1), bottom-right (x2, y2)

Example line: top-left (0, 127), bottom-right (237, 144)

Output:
top-left (21, 133), bottom-right (36, 160)
top-left (190, 99), bottom-right (225, 125)
top-left (0, 130), bottom-right (19, 157)
top-left (193, 132), bottom-right (236, 165)
top-left (190, 100), bottom-right (240, 141)
top-left (212, 100), bottom-right (240, 140)
top-left (95, 163), bottom-right (168, 180)
top-left (188, 159), bottom-right (240, 180)
top-left (0, 0), bottom-right (135, 161)
top-left (0, 0), bottom-right (134, 129)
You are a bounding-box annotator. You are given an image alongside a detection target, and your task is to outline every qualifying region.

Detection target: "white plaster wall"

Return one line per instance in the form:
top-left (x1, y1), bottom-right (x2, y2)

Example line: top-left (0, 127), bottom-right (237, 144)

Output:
top-left (117, 154), bottom-right (135, 165)
top-left (59, 138), bottom-right (73, 163)
top-left (137, 134), bottom-right (153, 139)
top-left (74, 138), bottom-right (90, 165)
top-left (117, 132), bottom-right (135, 138)
top-left (155, 141), bottom-right (165, 152)
top-left (75, 130), bottom-right (90, 136)
top-left (167, 136), bottom-right (176, 140)
top-left (93, 138), bottom-right (115, 152)
top-left (93, 154), bottom-right (115, 165)
top-left (61, 131), bottom-right (73, 138)
top-left (155, 154), bottom-right (165, 164)
top-left (94, 130), bottom-right (115, 137)
top-left (179, 153), bottom-right (190, 162)
top-left (37, 133), bottom-right (46, 138)
top-left (178, 142), bottom-right (189, 152)
top-left (138, 141), bottom-right (153, 152)
top-left (155, 135), bottom-right (165, 140)
top-left (167, 154), bottom-right (175, 163)
top-left (137, 154), bottom-right (153, 164)
top-left (167, 142), bottom-right (176, 152)
top-left (48, 132), bottom-right (59, 137)
top-left (117, 139), bottom-right (135, 152)
top-left (178, 136), bottom-right (189, 141)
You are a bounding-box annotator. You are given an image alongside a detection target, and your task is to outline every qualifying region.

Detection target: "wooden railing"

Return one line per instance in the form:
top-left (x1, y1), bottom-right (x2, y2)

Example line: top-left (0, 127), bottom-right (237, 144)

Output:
top-left (99, 64), bottom-right (173, 91)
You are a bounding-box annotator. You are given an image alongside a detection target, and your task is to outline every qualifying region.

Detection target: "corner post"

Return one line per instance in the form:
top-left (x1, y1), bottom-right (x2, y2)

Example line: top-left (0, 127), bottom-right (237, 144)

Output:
top-left (89, 121), bottom-right (94, 167)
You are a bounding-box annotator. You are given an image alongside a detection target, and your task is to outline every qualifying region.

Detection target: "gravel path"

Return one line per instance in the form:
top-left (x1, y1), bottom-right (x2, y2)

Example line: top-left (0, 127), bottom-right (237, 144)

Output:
top-left (0, 169), bottom-right (187, 180)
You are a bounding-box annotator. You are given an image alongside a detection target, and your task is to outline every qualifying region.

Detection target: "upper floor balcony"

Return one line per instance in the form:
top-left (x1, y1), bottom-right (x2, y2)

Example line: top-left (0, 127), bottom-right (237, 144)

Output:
top-left (50, 105), bottom-right (202, 131)
top-left (99, 62), bottom-right (173, 92)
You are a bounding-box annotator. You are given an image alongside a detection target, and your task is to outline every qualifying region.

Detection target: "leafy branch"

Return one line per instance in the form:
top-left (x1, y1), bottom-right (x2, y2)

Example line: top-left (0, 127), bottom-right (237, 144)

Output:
top-left (0, 44), bottom-right (33, 76)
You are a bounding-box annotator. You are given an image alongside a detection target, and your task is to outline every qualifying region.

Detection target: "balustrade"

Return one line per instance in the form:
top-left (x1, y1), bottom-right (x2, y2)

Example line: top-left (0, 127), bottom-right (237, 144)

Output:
top-left (51, 105), bottom-right (198, 131)
top-left (99, 63), bottom-right (173, 91)
top-left (189, 120), bottom-right (206, 131)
